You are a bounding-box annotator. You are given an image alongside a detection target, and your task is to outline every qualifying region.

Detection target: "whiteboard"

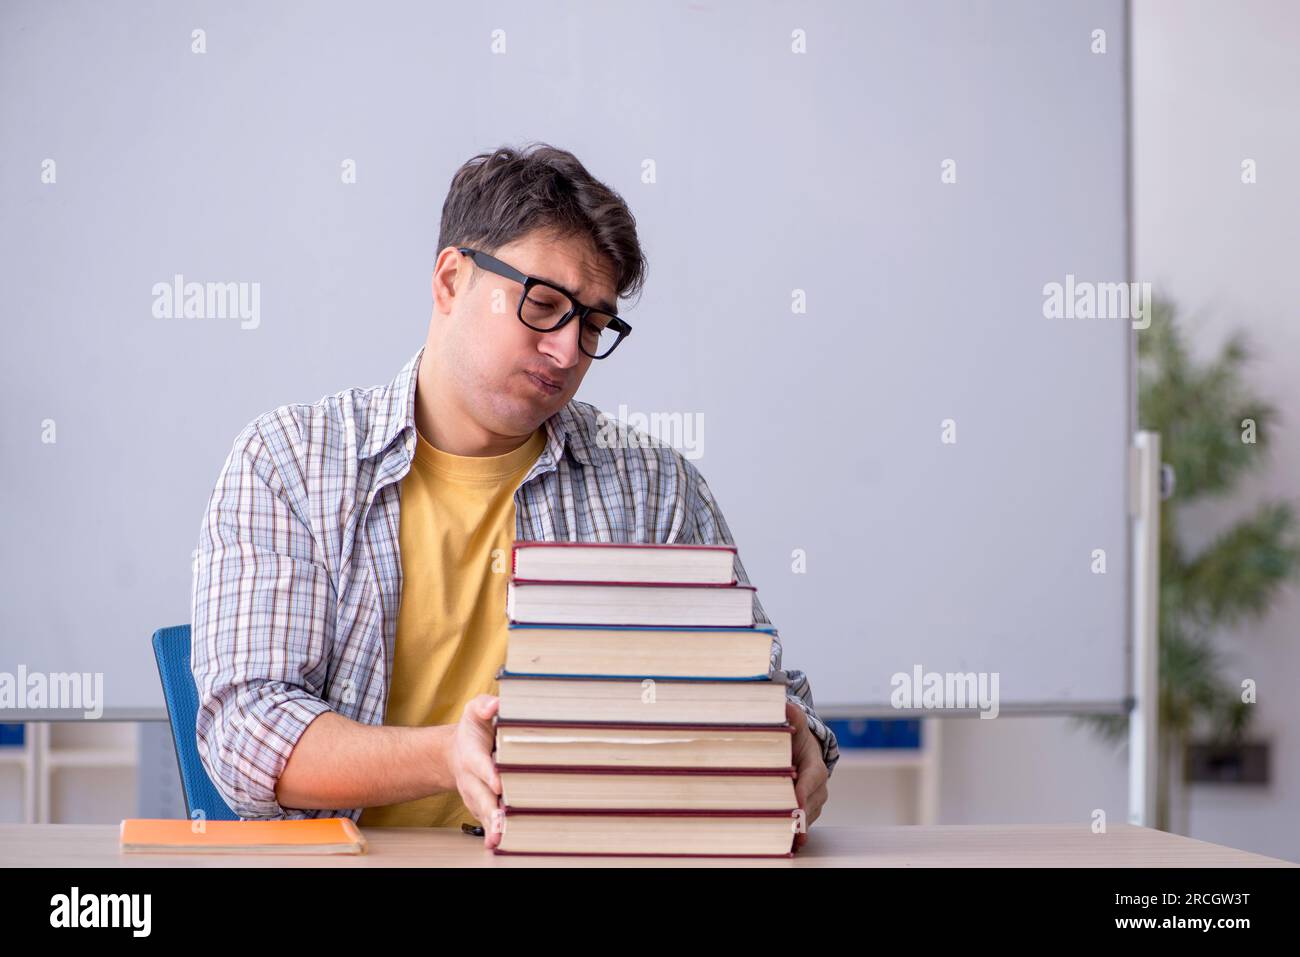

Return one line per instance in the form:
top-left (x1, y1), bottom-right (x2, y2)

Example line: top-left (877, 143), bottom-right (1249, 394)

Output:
top-left (0, 0), bottom-right (1131, 716)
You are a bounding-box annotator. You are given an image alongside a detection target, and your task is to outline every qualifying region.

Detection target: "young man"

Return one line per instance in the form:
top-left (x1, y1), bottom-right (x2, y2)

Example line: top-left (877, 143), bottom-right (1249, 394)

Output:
top-left (191, 143), bottom-right (838, 849)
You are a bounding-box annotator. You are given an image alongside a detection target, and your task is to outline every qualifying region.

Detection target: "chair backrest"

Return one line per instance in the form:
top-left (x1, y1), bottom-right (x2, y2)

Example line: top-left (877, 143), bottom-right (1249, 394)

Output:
top-left (151, 625), bottom-right (240, 821)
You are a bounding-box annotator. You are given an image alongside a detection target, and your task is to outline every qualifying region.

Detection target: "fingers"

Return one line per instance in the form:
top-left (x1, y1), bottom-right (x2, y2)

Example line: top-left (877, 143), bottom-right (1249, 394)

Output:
top-left (476, 697), bottom-right (505, 848)
top-left (459, 771), bottom-right (497, 818)
top-left (785, 698), bottom-right (808, 732)
top-left (459, 772), bottom-right (502, 842)
top-left (792, 779), bottom-right (827, 851)
top-left (789, 711), bottom-right (828, 844)
top-left (791, 779), bottom-right (827, 853)
top-left (484, 808), bottom-right (505, 849)
top-left (465, 732), bottom-right (500, 793)
top-left (462, 695), bottom-right (501, 791)
top-left (794, 773), bottom-right (827, 824)
top-left (474, 694), bottom-right (500, 722)
top-left (454, 695), bottom-right (504, 845)
top-left (803, 781), bottom-right (828, 825)
top-left (796, 759), bottom-right (828, 824)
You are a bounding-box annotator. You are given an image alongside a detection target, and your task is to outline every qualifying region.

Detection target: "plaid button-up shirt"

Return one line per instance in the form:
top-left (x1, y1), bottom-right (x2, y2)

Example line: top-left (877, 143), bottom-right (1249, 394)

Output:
top-left (192, 346), bottom-right (840, 820)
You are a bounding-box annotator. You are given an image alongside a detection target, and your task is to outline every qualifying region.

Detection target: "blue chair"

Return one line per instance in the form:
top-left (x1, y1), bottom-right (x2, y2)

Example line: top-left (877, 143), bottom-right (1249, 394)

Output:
top-left (151, 625), bottom-right (240, 821)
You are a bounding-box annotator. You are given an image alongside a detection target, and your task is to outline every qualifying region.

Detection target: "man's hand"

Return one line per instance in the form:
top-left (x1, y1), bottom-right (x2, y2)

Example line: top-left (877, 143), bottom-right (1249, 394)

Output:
top-left (787, 699), bottom-right (829, 850)
top-left (447, 694), bottom-right (504, 848)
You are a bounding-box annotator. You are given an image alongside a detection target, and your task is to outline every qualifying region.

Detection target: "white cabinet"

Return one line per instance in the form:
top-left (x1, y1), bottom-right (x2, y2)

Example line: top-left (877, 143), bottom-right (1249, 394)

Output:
top-left (0, 722), bottom-right (138, 823)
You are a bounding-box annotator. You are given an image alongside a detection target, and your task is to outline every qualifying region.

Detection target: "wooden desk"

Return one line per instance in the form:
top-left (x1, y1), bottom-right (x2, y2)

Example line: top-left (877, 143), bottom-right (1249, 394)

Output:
top-left (0, 823), bottom-right (1292, 867)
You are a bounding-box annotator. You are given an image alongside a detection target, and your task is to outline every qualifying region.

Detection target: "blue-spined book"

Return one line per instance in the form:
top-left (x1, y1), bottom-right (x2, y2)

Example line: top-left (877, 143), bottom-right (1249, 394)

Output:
top-left (505, 622), bottom-right (778, 680)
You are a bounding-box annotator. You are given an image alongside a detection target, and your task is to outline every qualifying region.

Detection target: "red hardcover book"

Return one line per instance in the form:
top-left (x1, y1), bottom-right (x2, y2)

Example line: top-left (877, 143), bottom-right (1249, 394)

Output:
top-left (491, 806), bottom-right (800, 859)
top-left (493, 762), bottom-right (799, 815)
top-left (493, 719), bottom-right (797, 769)
top-left (511, 540), bottom-right (739, 585)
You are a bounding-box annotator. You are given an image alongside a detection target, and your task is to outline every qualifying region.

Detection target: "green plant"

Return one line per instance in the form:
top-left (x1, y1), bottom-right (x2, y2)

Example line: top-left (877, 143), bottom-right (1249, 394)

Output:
top-left (1076, 298), bottom-right (1300, 832)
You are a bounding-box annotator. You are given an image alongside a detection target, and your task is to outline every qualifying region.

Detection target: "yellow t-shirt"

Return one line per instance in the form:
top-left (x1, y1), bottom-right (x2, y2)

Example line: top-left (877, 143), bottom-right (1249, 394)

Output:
top-left (358, 425), bottom-right (547, 828)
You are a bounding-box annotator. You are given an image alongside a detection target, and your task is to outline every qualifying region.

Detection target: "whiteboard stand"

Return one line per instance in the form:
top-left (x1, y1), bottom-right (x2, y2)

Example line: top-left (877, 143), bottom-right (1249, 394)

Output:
top-left (918, 717), bottom-right (942, 825)
top-left (1128, 431), bottom-right (1161, 827)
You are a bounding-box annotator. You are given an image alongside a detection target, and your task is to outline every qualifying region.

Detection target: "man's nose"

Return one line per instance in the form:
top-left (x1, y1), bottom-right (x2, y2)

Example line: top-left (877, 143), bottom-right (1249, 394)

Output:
top-left (540, 314), bottom-right (583, 368)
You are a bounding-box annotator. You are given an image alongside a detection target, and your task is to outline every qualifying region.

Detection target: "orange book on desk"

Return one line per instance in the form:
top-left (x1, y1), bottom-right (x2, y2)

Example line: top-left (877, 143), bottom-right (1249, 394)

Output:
top-left (119, 818), bottom-right (367, 855)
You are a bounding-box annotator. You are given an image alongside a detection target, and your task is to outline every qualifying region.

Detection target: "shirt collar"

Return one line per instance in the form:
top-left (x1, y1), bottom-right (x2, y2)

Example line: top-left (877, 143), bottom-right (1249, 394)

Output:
top-left (360, 345), bottom-right (602, 470)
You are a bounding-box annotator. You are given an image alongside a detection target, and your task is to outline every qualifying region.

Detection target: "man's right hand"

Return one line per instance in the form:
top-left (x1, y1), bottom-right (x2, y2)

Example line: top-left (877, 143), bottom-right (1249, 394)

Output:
top-left (448, 694), bottom-right (504, 848)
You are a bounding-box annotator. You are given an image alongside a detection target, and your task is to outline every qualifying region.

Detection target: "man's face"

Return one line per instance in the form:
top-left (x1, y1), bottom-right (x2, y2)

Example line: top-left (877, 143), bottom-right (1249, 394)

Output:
top-left (431, 230), bottom-right (619, 438)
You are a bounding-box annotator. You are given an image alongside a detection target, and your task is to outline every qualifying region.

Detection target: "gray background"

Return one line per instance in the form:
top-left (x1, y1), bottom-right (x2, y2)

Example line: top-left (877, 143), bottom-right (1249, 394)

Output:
top-left (0, 0), bottom-right (1131, 714)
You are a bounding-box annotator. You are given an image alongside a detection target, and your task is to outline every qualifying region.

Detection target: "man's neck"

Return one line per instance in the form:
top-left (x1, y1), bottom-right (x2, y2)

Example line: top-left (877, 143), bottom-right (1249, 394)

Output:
top-left (414, 353), bottom-right (537, 457)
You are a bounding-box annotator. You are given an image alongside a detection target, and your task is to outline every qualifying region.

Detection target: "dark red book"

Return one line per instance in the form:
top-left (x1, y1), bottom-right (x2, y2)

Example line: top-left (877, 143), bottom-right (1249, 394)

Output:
top-left (511, 540), bottom-right (739, 585)
top-left (491, 806), bottom-right (800, 858)
top-left (494, 719), bottom-right (796, 769)
top-left (494, 761), bottom-right (798, 817)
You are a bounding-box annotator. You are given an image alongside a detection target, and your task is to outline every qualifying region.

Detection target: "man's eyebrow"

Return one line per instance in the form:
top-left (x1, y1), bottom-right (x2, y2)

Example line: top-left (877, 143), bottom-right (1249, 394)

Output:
top-left (538, 273), bottom-right (618, 315)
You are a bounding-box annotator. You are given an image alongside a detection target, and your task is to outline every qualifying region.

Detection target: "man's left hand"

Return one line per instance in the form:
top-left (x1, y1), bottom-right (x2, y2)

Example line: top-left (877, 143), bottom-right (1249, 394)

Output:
top-left (786, 699), bottom-right (829, 850)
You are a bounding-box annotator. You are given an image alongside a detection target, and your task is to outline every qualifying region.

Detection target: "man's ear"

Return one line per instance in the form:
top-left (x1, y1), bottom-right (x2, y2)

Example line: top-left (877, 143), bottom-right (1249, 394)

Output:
top-left (432, 247), bottom-right (468, 315)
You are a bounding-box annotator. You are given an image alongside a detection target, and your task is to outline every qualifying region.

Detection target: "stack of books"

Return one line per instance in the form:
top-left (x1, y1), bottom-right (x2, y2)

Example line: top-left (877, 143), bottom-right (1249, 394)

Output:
top-left (493, 541), bottom-right (799, 858)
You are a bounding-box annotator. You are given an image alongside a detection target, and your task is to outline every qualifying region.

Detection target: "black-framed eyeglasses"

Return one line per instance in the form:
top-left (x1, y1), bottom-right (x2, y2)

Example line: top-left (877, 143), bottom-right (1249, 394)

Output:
top-left (456, 246), bottom-right (632, 359)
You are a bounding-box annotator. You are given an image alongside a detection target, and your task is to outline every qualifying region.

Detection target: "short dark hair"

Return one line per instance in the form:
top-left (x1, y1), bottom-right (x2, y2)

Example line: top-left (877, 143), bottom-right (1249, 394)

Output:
top-left (437, 142), bottom-right (648, 305)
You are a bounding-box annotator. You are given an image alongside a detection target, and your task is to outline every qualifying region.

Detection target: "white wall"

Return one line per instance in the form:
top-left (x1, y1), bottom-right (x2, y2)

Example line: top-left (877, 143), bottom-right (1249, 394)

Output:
top-left (935, 0), bottom-right (1300, 864)
top-left (1131, 0), bottom-right (1300, 861)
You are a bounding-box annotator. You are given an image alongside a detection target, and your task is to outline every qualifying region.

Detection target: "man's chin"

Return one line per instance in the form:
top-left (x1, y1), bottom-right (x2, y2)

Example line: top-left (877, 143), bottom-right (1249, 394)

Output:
top-left (494, 391), bottom-right (557, 433)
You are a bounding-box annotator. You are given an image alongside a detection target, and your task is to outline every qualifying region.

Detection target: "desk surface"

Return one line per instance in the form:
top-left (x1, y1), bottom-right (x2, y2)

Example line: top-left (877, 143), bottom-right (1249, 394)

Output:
top-left (1, 823), bottom-right (1293, 867)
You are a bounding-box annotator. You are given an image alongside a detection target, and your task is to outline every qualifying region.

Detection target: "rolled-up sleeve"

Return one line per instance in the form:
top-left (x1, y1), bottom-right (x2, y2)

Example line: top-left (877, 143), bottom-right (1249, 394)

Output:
top-left (680, 458), bottom-right (840, 778)
top-left (191, 416), bottom-right (336, 819)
